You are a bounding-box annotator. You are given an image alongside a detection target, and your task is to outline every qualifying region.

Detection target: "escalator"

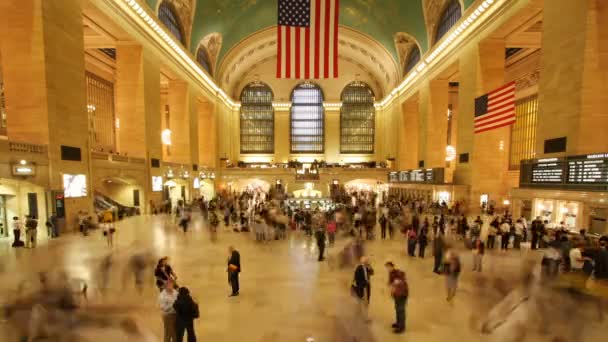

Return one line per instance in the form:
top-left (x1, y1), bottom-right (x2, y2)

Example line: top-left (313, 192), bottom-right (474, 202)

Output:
top-left (94, 191), bottom-right (140, 220)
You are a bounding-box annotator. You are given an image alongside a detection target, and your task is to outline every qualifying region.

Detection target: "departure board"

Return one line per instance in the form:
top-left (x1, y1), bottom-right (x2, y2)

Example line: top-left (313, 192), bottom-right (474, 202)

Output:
top-left (567, 153), bottom-right (608, 184)
top-left (520, 153), bottom-right (608, 190)
top-left (531, 158), bottom-right (564, 183)
top-left (388, 168), bottom-right (445, 184)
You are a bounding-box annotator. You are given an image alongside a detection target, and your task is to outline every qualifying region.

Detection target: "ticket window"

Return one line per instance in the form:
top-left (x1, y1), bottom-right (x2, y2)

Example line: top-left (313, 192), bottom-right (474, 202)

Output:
top-left (557, 201), bottom-right (580, 229)
top-left (534, 199), bottom-right (555, 223)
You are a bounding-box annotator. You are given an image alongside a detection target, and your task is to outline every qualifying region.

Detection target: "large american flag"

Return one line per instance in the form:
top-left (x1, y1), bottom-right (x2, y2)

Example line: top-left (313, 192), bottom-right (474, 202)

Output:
top-left (474, 81), bottom-right (516, 134)
top-left (277, 0), bottom-right (339, 79)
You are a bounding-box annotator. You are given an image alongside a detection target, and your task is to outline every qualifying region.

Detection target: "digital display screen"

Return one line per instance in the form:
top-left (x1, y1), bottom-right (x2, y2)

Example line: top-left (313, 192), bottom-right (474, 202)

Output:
top-left (531, 159), bottom-right (564, 183)
top-left (520, 153), bottom-right (608, 190)
top-left (63, 174), bottom-right (87, 198)
top-left (567, 154), bottom-right (608, 184)
top-left (389, 168), bottom-right (444, 184)
top-left (152, 176), bottom-right (163, 192)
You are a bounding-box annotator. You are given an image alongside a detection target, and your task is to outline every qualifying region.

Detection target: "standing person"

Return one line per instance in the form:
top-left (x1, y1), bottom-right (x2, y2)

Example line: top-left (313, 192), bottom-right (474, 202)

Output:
top-left (25, 215), bottom-right (38, 248)
top-left (379, 214), bottom-right (388, 240)
top-left (406, 227), bottom-right (417, 257)
top-left (487, 218), bottom-right (498, 250)
top-left (173, 287), bottom-right (199, 342)
top-left (472, 237), bottom-right (485, 272)
top-left (417, 224), bottom-right (428, 258)
top-left (432, 231), bottom-right (445, 274)
top-left (531, 216), bottom-right (543, 249)
top-left (352, 256), bottom-right (374, 319)
top-left (155, 257), bottom-right (178, 291)
top-left (327, 219), bottom-right (337, 246)
top-left (315, 227), bottom-right (327, 262)
top-left (45, 217), bottom-right (54, 239)
top-left (385, 261), bottom-right (408, 334)
top-left (227, 246), bottom-right (241, 297)
top-left (158, 280), bottom-right (178, 342)
top-left (11, 216), bottom-right (24, 248)
top-left (500, 220), bottom-right (511, 250)
top-left (444, 245), bottom-right (461, 302)
top-left (513, 219), bottom-right (524, 249)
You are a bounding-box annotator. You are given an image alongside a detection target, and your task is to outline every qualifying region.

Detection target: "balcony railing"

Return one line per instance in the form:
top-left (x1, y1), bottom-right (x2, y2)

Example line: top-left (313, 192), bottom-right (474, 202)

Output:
top-left (8, 141), bottom-right (48, 154)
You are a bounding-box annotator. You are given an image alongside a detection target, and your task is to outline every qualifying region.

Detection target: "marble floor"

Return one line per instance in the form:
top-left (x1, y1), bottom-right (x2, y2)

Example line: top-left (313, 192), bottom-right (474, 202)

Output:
top-left (0, 214), bottom-right (603, 341)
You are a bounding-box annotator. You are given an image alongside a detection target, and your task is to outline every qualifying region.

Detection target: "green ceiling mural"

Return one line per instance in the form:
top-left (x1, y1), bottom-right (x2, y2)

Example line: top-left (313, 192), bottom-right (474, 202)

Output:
top-left (145, 0), bottom-right (473, 64)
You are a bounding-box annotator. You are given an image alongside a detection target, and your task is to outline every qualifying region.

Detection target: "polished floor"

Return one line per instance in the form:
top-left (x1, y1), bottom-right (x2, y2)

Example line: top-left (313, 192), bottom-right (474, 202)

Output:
top-left (0, 214), bottom-right (603, 341)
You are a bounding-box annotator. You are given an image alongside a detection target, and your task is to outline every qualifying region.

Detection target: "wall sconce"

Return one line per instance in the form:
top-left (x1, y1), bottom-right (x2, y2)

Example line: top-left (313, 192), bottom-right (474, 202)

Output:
top-left (445, 145), bottom-right (456, 161)
top-left (209, 172), bottom-right (216, 180)
top-left (161, 129), bottom-right (172, 145)
top-left (200, 172), bottom-right (207, 179)
top-left (166, 168), bottom-right (174, 179)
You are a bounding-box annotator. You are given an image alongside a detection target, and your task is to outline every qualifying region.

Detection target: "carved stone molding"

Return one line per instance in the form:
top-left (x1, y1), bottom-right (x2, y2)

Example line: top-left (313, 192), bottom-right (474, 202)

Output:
top-left (515, 69), bottom-right (540, 92)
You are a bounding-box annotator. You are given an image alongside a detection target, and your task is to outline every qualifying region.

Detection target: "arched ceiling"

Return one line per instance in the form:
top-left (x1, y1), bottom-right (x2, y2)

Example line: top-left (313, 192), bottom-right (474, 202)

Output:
top-left (145, 0), bottom-right (476, 66)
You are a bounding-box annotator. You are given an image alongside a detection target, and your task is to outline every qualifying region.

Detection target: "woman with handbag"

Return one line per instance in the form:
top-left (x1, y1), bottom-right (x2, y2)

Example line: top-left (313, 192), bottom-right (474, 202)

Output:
top-left (173, 287), bottom-right (199, 342)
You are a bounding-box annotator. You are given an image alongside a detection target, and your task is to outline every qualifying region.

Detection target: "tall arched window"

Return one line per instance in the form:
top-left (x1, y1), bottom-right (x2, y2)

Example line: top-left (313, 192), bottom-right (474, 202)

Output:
top-left (240, 82), bottom-right (274, 154)
top-left (196, 46), bottom-right (212, 76)
top-left (340, 81), bottom-right (375, 154)
top-left (404, 45), bottom-right (421, 75)
top-left (290, 83), bottom-right (324, 153)
top-left (435, 0), bottom-right (462, 43)
top-left (158, 1), bottom-right (185, 45)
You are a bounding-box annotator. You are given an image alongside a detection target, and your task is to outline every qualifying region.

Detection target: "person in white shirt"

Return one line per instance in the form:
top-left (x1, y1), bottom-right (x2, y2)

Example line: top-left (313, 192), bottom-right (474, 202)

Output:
top-left (569, 244), bottom-right (585, 272)
top-left (513, 219), bottom-right (524, 249)
top-left (158, 280), bottom-right (178, 342)
top-left (12, 216), bottom-right (23, 248)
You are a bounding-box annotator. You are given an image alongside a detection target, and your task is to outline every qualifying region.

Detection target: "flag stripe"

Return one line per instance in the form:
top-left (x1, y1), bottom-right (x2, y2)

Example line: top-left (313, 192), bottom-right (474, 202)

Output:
top-left (277, 26), bottom-right (282, 78)
top-left (324, 0), bottom-right (331, 78)
top-left (285, 26), bottom-right (291, 78)
top-left (489, 81), bottom-right (515, 95)
top-left (314, 0), bottom-right (321, 78)
top-left (475, 118), bottom-right (516, 133)
top-left (277, 0), bottom-right (339, 79)
top-left (474, 82), bottom-right (516, 134)
top-left (333, 0), bottom-right (339, 77)
top-left (305, 25), bottom-right (311, 79)
top-left (474, 107), bottom-right (515, 122)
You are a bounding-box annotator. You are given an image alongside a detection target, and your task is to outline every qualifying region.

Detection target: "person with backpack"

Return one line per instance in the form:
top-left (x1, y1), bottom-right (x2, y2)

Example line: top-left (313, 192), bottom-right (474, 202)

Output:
top-left (173, 287), bottom-right (199, 342)
top-left (385, 261), bottom-right (408, 334)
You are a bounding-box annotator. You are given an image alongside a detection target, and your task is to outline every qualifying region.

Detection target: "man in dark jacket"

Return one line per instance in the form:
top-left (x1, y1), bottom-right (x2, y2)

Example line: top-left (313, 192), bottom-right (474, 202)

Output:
top-left (173, 287), bottom-right (199, 342)
top-left (385, 261), bottom-right (408, 334)
top-left (227, 246), bottom-right (241, 297)
top-left (432, 232), bottom-right (445, 274)
top-left (353, 256), bottom-right (374, 303)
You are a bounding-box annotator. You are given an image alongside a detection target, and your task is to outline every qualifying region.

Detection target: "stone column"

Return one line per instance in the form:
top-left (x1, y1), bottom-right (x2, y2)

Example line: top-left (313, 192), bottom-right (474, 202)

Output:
top-left (424, 80), bottom-right (449, 168)
top-left (274, 109), bottom-right (290, 163)
top-left (0, 0), bottom-right (92, 228)
top-left (167, 80), bottom-right (192, 164)
top-left (198, 100), bottom-right (216, 167)
top-left (536, 0), bottom-right (608, 155)
top-left (115, 44), bottom-right (162, 212)
top-left (398, 96), bottom-right (419, 169)
top-left (456, 38), bottom-right (510, 212)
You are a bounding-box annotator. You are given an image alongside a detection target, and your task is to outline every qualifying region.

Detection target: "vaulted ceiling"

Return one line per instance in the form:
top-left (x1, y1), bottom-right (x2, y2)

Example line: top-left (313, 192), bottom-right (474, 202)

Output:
top-left (145, 0), bottom-right (475, 64)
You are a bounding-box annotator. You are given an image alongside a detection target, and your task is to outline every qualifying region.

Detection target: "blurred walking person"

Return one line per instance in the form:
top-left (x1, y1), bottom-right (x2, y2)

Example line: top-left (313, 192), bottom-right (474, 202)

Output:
top-left (227, 246), bottom-right (241, 296)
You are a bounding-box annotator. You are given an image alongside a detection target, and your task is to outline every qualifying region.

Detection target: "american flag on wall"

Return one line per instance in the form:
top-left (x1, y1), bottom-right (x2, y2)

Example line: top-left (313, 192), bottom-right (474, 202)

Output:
top-left (276, 0), bottom-right (340, 79)
top-left (474, 81), bottom-right (516, 134)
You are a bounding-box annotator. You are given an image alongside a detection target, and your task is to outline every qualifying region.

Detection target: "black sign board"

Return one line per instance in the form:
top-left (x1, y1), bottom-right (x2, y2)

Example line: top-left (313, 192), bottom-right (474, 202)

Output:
top-left (520, 153), bottom-right (608, 191)
top-left (388, 168), bottom-right (445, 184)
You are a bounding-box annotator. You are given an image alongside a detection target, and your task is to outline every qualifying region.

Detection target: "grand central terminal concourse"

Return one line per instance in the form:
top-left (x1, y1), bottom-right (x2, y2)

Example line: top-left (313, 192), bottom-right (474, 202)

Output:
top-left (1, 0), bottom-right (608, 341)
